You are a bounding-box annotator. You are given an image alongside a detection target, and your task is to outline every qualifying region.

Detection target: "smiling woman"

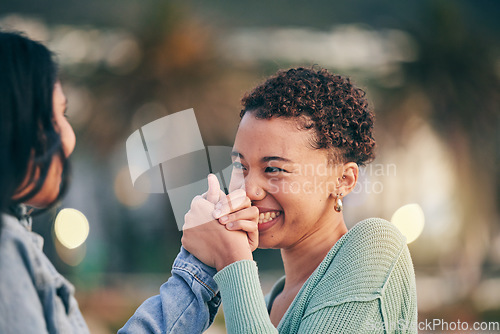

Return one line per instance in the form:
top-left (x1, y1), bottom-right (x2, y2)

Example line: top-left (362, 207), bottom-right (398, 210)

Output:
top-left (121, 67), bottom-right (418, 333)
top-left (200, 68), bottom-right (417, 333)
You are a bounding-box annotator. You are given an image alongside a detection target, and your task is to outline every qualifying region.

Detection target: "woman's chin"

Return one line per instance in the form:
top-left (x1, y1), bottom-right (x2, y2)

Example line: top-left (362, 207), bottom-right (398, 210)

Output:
top-left (14, 162), bottom-right (63, 209)
top-left (256, 236), bottom-right (279, 250)
top-left (25, 198), bottom-right (52, 209)
top-left (24, 188), bottom-right (60, 208)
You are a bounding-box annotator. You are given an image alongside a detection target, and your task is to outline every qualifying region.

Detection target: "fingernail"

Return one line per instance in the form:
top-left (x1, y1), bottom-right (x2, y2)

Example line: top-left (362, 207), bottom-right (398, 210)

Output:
top-left (213, 209), bottom-right (221, 217)
top-left (219, 216), bottom-right (228, 222)
top-left (215, 202), bottom-right (222, 210)
top-left (227, 222), bottom-right (233, 229)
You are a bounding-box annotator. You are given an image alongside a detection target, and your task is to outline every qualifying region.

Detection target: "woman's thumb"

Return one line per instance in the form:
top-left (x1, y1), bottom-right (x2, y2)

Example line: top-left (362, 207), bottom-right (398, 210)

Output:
top-left (206, 174), bottom-right (221, 204)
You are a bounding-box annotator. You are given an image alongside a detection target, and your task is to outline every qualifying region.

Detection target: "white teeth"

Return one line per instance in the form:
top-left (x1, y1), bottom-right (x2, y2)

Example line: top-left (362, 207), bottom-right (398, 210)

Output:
top-left (258, 211), bottom-right (281, 224)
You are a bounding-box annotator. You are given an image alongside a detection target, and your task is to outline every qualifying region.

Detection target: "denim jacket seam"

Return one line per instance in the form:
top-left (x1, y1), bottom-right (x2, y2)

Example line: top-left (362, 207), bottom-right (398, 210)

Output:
top-left (173, 266), bottom-right (217, 296)
top-left (193, 273), bottom-right (217, 295)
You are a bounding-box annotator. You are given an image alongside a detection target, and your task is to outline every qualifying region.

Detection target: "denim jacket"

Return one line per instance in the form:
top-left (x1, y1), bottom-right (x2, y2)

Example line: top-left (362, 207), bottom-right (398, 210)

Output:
top-left (0, 209), bottom-right (89, 334)
top-left (118, 246), bottom-right (221, 333)
top-left (0, 206), bottom-right (219, 334)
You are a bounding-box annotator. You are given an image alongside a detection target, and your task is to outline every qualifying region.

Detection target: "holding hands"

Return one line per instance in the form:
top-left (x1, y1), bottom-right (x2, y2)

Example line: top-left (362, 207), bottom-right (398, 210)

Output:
top-left (182, 174), bottom-right (259, 271)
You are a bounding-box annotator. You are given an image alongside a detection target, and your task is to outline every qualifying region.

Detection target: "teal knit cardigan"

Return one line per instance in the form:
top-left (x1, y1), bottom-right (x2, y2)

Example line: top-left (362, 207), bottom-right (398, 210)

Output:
top-left (214, 218), bottom-right (418, 333)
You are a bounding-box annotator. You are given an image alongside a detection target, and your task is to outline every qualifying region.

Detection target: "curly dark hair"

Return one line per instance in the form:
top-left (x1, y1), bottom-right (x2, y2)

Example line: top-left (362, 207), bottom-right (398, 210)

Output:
top-left (240, 67), bottom-right (376, 166)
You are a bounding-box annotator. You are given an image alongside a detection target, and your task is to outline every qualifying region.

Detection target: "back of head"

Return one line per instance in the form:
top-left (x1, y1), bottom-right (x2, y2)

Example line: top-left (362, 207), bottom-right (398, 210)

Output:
top-left (0, 31), bottom-right (63, 229)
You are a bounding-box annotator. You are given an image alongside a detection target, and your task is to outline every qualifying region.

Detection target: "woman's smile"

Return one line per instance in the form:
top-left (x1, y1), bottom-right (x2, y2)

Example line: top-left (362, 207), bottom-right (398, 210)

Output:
top-left (258, 210), bottom-right (281, 224)
top-left (257, 208), bottom-right (283, 231)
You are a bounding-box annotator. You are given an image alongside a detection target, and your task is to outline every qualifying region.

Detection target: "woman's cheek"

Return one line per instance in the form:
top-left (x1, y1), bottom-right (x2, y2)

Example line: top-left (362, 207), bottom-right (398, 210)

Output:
top-left (60, 120), bottom-right (76, 158)
top-left (267, 177), bottom-right (281, 195)
top-left (278, 179), bottom-right (304, 195)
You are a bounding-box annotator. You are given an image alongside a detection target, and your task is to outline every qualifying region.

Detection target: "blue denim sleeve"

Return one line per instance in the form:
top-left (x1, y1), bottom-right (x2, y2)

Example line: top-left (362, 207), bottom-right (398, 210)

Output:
top-left (118, 247), bottom-right (221, 334)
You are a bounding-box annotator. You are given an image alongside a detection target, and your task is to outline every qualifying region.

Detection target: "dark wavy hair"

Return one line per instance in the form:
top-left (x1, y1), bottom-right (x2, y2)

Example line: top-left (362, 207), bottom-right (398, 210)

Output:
top-left (240, 67), bottom-right (376, 166)
top-left (0, 31), bottom-right (70, 230)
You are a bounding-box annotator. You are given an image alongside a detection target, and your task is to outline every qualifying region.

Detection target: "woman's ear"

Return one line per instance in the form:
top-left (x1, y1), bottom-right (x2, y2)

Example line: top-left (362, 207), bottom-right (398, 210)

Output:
top-left (336, 162), bottom-right (358, 196)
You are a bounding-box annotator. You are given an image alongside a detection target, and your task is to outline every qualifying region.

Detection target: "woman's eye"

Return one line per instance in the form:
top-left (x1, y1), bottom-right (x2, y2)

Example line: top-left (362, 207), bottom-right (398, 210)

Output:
top-left (265, 166), bottom-right (286, 173)
top-left (232, 161), bottom-right (246, 170)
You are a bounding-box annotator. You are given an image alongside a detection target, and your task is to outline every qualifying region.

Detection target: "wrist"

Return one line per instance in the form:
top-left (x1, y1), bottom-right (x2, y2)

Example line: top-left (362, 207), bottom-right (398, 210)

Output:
top-left (215, 250), bottom-right (253, 271)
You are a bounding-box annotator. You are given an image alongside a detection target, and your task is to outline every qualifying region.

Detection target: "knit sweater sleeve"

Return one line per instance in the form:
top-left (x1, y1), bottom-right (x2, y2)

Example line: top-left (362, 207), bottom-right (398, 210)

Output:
top-left (214, 260), bottom-right (277, 334)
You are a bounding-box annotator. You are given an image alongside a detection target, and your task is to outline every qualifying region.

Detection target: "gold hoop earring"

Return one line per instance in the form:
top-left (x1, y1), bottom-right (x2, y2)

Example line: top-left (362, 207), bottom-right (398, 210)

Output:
top-left (335, 193), bottom-right (343, 212)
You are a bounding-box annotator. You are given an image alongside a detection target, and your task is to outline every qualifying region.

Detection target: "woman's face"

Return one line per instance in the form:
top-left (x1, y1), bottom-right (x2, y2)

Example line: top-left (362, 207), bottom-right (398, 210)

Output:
top-left (230, 113), bottom-right (343, 249)
top-left (13, 82), bottom-right (76, 207)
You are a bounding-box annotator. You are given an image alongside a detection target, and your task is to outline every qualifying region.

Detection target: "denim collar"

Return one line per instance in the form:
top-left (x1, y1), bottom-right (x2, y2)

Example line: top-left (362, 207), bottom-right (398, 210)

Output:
top-left (7, 204), bottom-right (33, 231)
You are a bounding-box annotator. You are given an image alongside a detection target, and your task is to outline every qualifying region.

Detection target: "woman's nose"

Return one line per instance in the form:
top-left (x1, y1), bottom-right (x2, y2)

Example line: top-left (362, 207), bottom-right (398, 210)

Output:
top-left (245, 173), bottom-right (266, 202)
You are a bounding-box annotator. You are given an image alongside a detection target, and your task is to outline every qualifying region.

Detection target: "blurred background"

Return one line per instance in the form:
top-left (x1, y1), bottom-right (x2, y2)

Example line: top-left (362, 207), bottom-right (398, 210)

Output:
top-left (1, 0), bottom-right (498, 332)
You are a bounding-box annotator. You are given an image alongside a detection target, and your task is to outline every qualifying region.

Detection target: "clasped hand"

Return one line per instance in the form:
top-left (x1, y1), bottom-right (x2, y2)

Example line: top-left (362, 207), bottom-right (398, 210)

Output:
top-left (181, 174), bottom-right (259, 271)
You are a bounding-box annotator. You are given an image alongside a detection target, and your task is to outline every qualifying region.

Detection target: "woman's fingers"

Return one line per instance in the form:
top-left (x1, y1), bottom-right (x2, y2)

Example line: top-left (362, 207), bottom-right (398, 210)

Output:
top-left (218, 206), bottom-right (259, 252)
top-left (213, 188), bottom-right (250, 219)
top-left (183, 195), bottom-right (217, 230)
top-left (206, 174), bottom-right (221, 204)
top-left (224, 219), bottom-right (259, 252)
top-left (182, 174), bottom-right (256, 269)
top-left (218, 206), bottom-right (259, 225)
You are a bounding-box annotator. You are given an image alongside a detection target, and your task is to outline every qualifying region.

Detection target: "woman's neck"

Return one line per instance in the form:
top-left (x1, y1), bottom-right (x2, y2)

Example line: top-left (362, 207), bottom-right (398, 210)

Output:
top-left (280, 212), bottom-right (348, 290)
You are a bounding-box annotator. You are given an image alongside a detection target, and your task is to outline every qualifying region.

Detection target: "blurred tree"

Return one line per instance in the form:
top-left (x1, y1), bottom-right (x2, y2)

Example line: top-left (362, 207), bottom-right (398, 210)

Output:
top-left (376, 0), bottom-right (499, 298)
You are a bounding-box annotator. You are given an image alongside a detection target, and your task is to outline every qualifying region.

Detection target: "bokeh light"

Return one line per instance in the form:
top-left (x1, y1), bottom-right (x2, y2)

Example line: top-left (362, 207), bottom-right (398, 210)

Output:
top-left (391, 203), bottom-right (425, 244)
top-left (55, 240), bottom-right (87, 267)
top-left (54, 208), bottom-right (90, 249)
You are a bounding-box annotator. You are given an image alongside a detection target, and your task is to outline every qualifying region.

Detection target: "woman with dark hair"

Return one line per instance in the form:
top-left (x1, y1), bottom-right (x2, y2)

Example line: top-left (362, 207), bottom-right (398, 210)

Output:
top-left (0, 31), bottom-right (88, 333)
top-left (122, 67), bottom-right (417, 333)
